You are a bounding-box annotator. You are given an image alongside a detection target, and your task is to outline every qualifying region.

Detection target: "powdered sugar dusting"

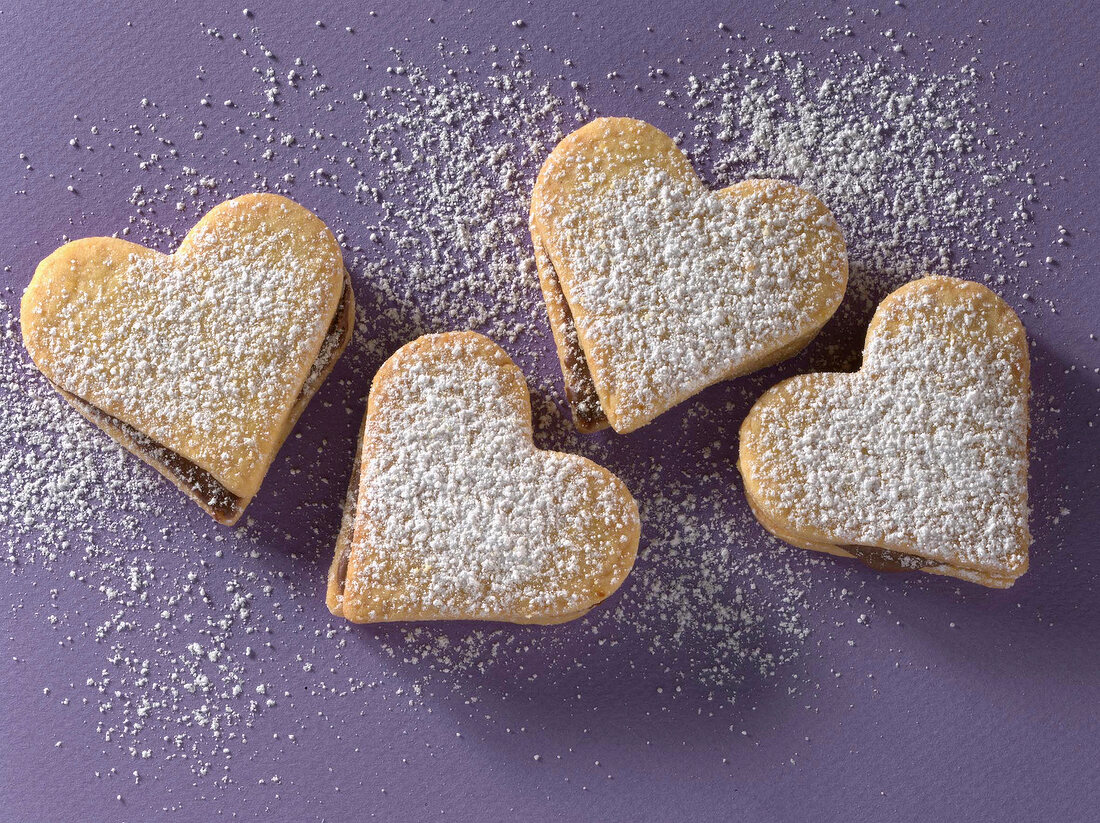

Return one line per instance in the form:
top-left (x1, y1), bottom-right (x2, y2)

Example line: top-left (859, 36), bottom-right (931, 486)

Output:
top-left (0, 302), bottom-right (282, 779)
top-left (538, 144), bottom-right (845, 429)
top-left (0, 306), bottom-right (160, 559)
top-left (22, 196), bottom-right (344, 495)
top-left (0, 5), bottom-right (1063, 802)
top-left (686, 50), bottom-right (1038, 302)
top-left (336, 333), bottom-right (637, 622)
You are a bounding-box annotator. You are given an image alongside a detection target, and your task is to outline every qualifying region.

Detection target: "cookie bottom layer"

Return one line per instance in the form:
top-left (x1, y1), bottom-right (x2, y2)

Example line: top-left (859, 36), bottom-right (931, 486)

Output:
top-left (742, 482), bottom-right (1022, 588)
top-left (326, 409), bottom-right (365, 612)
top-left (54, 272), bottom-right (355, 525)
top-left (839, 544), bottom-right (934, 573)
top-left (61, 388), bottom-right (243, 519)
top-left (533, 234), bottom-right (609, 433)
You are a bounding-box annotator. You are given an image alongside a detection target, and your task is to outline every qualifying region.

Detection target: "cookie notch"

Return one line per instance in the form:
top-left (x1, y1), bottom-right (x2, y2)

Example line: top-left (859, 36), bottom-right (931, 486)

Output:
top-left (21, 193), bottom-right (355, 525)
top-left (327, 331), bottom-right (640, 625)
top-left (530, 116), bottom-right (848, 434)
top-left (738, 276), bottom-right (1031, 588)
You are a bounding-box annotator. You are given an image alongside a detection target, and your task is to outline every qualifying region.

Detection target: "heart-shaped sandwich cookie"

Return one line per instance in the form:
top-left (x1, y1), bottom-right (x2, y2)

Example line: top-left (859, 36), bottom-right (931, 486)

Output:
top-left (21, 193), bottom-right (355, 525)
top-left (738, 276), bottom-right (1030, 588)
top-left (327, 332), bottom-right (640, 624)
top-left (530, 117), bottom-right (848, 433)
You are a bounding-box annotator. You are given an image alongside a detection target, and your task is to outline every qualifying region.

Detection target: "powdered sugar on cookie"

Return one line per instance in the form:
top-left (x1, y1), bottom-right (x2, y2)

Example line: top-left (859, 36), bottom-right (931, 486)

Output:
top-left (21, 194), bottom-right (347, 500)
top-left (568, 171), bottom-right (841, 415)
top-left (332, 333), bottom-right (639, 623)
top-left (741, 277), bottom-right (1030, 585)
top-left (533, 118), bottom-right (847, 433)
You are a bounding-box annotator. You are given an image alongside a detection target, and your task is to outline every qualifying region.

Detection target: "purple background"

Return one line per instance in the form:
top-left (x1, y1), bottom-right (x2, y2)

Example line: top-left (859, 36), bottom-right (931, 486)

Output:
top-left (1, 1), bottom-right (1097, 821)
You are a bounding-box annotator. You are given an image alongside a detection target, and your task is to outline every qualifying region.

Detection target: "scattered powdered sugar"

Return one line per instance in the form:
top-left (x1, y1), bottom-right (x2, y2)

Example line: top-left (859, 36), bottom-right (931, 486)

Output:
top-left (0, 304), bottom-right (160, 561)
top-left (684, 50), bottom-right (1038, 306)
top-left (349, 64), bottom-right (567, 343)
top-left (742, 279), bottom-right (1030, 585)
top-left (1, 8), bottom-right (1051, 798)
top-left (0, 302), bottom-right (285, 780)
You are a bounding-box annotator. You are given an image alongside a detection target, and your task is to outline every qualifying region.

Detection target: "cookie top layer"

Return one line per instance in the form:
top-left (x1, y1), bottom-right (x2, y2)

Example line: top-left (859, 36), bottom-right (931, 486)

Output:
top-left (21, 193), bottom-right (346, 499)
top-left (531, 117), bottom-right (847, 433)
top-left (332, 332), bottom-right (640, 624)
top-left (739, 276), bottom-right (1030, 584)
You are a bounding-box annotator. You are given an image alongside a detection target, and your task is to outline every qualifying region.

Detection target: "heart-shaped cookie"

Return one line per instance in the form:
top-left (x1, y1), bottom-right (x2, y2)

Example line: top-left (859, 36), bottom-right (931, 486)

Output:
top-left (530, 117), bottom-right (848, 433)
top-left (326, 332), bottom-right (640, 624)
top-left (21, 193), bottom-right (354, 525)
top-left (738, 276), bottom-right (1030, 588)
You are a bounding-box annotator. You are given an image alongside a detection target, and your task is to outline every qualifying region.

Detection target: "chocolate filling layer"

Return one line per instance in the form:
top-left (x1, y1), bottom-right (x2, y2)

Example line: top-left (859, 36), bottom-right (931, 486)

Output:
top-left (300, 280), bottom-right (352, 397)
top-left (328, 402), bottom-right (370, 612)
top-left (540, 248), bottom-right (608, 432)
top-left (840, 544), bottom-right (935, 574)
top-left (60, 280), bottom-right (352, 523)
top-left (333, 450), bottom-right (360, 598)
top-left (68, 392), bottom-right (242, 519)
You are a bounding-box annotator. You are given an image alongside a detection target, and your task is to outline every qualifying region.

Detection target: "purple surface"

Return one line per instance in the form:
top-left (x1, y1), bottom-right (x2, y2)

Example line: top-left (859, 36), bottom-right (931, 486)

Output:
top-left (1, 1), bottom-right (1097, 821)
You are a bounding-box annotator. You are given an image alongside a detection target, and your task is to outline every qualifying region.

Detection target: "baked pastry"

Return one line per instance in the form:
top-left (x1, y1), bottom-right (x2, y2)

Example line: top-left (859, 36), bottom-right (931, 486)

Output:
top-left (21, 193), bottom-right (354, 525)
top-left (530, 116), bottom-right (848, 433)
top-left (738, 276), bottom-right (1030, 588)
top-left (327, 331), bottom-right (640, 624)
